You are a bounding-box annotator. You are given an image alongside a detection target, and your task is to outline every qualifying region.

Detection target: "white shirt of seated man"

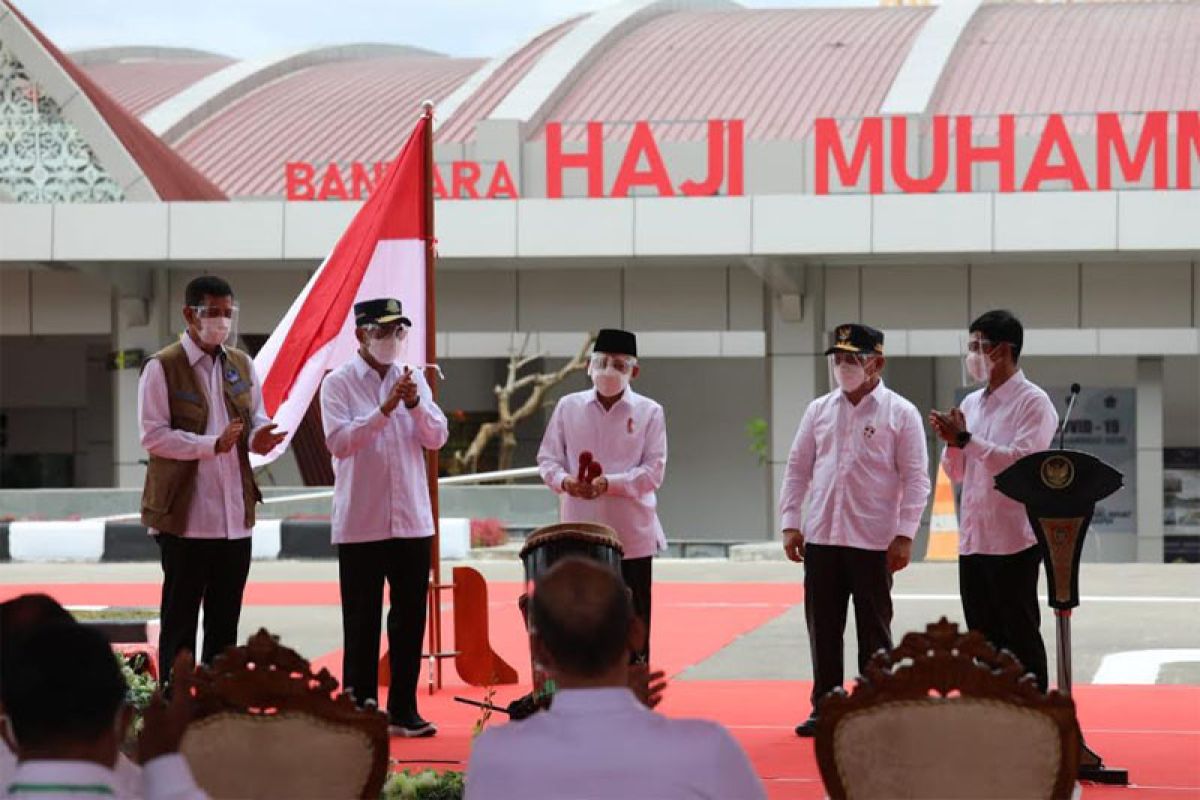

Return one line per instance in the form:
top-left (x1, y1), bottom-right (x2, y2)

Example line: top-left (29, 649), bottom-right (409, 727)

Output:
top-left (1, 630), bottom-right (207, 800)
top-left (466, 559), bottom-right (766, 800)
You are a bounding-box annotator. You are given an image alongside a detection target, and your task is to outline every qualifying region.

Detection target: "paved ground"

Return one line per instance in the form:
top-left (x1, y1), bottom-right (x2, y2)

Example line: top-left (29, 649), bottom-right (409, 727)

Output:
top-left (4, 559), bottom-right (1198, 686)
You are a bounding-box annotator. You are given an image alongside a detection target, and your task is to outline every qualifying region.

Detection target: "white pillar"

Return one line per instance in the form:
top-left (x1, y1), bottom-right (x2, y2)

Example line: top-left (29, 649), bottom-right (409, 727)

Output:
top-left (112, 267), bottom-right (170, 488)
top-left (1135, 356), bottom-right (1164, 563)
top-left (765, 266), bottom-right (825, 536)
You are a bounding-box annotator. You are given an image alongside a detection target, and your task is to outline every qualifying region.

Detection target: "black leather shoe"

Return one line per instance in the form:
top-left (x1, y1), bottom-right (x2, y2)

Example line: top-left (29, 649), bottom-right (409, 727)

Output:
top-left (389, 713), bottom-right (437, 738)
top-left (794, 714), bottom-right (818, 738)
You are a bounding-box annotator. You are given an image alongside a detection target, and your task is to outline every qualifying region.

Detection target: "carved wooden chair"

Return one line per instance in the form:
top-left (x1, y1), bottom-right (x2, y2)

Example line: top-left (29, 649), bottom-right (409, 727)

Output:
top-left (179, 629), bottom-right (389, 799)
top-left (814, 618), bottom-right (1079, 800)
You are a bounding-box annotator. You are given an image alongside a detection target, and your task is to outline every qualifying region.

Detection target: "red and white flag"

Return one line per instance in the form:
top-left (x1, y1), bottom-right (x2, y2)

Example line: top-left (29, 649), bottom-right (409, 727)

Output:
top-left (252, 112), bottom-right (433, 466)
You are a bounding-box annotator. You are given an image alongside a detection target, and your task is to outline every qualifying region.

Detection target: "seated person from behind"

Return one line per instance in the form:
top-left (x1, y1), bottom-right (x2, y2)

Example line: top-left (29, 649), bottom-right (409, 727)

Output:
top-left (0, 621), bottom-right (206, 800)
top-left (466, 558), bottom-right (765, 800)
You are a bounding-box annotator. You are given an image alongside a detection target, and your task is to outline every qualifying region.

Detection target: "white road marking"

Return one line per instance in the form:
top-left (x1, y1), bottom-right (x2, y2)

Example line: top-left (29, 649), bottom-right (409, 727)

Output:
top-left (893, 593), bottom-right (1200, 604)
top-left (1092, 649), bottom-right (1200, 684)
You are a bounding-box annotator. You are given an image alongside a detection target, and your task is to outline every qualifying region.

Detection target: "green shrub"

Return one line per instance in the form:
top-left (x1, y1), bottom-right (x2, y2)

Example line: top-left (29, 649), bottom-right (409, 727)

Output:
top-left (382, 770), bottom-right (464, 800)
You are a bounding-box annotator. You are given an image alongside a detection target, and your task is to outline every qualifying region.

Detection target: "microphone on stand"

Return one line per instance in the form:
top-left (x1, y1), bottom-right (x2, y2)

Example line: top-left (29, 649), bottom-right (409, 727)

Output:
top-left (1057, 383), bottom-right (1081, 450)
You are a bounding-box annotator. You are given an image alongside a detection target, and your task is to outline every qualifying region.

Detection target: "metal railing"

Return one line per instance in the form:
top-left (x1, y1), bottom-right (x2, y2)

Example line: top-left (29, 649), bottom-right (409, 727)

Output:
top-left (84, 466), bottom-right (543, 524)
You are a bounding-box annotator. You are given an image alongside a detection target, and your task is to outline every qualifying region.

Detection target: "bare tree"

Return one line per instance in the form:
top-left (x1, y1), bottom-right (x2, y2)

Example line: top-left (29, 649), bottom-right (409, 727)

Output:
top-left (454, 332), bottom-right (596, 475)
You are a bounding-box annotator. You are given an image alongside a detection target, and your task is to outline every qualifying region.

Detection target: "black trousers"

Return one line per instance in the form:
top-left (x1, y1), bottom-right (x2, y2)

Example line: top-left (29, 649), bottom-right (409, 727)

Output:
top-left (621, 556), bottom-right (653, 664)
top-left (804, 543), bottom-right (893, 713)
top-left (959, 544), bottom-right (1049, 692)
top-left (156, 535), bottom-right (252, 679)
top-left (337, 537), bottom-right (431, 718)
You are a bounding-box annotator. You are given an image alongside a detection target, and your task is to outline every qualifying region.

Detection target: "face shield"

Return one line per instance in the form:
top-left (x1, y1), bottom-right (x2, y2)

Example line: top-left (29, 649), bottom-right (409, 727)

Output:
top-left (589, 353), bottom-right (637, 396)
top-left (359, 322), bottom-right (409, 366)
top-left (189, 304), bottom-right (238, 349)
top-left (961, 332), bottom-right (1002, 386)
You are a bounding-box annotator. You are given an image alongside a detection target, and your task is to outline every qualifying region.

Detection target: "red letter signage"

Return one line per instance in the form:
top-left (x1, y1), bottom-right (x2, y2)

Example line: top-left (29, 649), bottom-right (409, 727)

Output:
top-left (1096, 111), bottom-right (1168, 190)
top-left (546, 121), bottom-right (604, 198)
top-left (815, 117), bottom-right (884, 195)
top-left (956, 115), bottom-right (1015, 192)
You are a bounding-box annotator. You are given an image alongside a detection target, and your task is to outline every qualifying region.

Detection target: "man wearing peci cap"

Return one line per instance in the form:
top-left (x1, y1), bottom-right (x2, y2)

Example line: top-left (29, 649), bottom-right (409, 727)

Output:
top-left (320, 298), bottom-right (449, 737)
top-left (779, 324), bottom-right (930, 737)
top-left (537, 329), bottom-right (667, 664)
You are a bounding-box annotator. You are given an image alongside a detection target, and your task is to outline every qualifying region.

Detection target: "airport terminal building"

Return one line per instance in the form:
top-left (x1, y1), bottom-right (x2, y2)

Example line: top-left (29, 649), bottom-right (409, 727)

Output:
top-left (0, 0), bottom-right (1197, 561)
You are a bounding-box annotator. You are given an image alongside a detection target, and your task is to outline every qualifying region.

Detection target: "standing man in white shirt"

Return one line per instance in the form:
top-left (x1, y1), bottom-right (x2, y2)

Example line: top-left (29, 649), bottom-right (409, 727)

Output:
top-left (320, 298), bottom-right (449, 737)
top-left (138, 276), bottom-right (286, 679)
top-left (537, 329), bottom-right (667, 663)
top-left (780, 323), bottom-right (930, 737)
top-left (466, 557), bottom-right (765, 800)
top-left (930, 309), bottom-right (1058, 692)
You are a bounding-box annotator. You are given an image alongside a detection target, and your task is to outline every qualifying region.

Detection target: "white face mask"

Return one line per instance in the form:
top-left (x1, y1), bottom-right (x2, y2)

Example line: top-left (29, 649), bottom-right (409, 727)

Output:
top-left (367, 336), bottom-right (401, 366)
top-left (198, 317), bottom-right (231, 347)
top-left (965, 351), bottom-right (989, 383)
top-left (591, 368), bottom-right (629, 398)
top-left (834, 362), bottom-right (867, 393)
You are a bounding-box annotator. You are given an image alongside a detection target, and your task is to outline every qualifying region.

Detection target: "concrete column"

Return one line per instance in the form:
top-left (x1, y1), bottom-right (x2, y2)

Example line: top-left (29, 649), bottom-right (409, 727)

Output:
top-left (765, 265), bottom-right (825, 536)
top-left (112, 267), bottom-right (170, 488)
top-left (1135, 356), bottom-right (1165, 563)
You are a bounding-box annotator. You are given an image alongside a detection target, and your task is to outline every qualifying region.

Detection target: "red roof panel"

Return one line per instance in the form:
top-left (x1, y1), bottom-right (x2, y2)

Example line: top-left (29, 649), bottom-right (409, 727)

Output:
top-left (534, 7), bottom-right (934, 142)
top-left (174, 55), bottom-right (482, 197)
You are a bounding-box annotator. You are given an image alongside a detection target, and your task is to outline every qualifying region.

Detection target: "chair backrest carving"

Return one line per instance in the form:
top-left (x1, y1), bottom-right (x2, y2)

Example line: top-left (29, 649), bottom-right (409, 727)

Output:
top-left (180, 629), bottom-right (389, 799)
top-left (815, 618), bottom-right (1079, 800)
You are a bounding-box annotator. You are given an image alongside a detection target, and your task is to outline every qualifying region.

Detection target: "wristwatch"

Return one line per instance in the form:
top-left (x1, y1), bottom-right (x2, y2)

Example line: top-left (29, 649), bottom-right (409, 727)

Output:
top-left (954, 430), bottom-right (972, 449)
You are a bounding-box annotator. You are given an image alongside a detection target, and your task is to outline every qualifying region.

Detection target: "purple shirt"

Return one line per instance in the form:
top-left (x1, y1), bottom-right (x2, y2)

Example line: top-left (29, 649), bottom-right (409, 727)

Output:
top-left (320, 355), bottom-right (448, 544)
top-left (466, 687), bottom-right (765, 800)
top-left (537, 389), bottom-right (668, 559)
top-left (137, 334), bottom-right (271, 540)
top-left (941, 370), bottom-right (1059, 556)
top-left (779, 381), bottom-right (930, 550)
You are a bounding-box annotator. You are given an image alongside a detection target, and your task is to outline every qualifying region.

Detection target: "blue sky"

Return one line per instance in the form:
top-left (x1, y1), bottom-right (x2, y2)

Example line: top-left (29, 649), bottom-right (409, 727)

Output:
top-left (17, 0), bottom-right (873, 60)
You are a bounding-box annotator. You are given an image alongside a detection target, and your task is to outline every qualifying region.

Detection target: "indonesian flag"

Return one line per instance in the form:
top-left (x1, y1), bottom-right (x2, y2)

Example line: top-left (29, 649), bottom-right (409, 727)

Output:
top-left (252, 112), bottom-right (433, 466)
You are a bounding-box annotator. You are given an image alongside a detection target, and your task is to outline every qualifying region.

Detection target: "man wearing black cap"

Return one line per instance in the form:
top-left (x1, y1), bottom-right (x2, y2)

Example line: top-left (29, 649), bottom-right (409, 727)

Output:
top-left (320, 297), bottom-right (448, 737)
top-left (537, 328), bottom-right (667, 663)
top-left (779, 323), bottom-right (930, 737)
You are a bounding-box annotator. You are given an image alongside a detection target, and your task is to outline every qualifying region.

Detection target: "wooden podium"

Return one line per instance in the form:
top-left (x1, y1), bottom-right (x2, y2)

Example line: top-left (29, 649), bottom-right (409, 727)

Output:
top-left (995, 449), bottom-right (1129, 785)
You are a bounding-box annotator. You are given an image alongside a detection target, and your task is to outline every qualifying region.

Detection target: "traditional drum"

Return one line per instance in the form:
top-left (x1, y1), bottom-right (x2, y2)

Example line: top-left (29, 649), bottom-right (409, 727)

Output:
top-left (517, 522), bottom-right (624, 701)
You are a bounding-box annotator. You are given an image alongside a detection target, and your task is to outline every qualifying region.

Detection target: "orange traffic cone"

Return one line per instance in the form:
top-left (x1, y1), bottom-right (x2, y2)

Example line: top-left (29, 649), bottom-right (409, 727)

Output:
top-left (926, 463), bottom-right (959, 561)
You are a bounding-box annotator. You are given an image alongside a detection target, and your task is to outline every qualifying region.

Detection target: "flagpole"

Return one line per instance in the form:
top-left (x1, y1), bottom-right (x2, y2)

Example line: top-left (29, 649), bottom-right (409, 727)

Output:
top-left (421, 100), bottom-right (446, 692)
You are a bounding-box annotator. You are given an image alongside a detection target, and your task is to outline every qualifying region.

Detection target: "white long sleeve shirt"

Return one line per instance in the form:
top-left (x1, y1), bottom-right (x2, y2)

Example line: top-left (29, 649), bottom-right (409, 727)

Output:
top-left (2, 755), bottom-right (207, 800)
top-left (320, 355), bottom-right (448, 545)
top-left (537, 389), bottom-right (668, 560)
top-left (137, 334), bottom-right (271, 540)
top-left (466, 687), bottom-right (765, 800)
top-left (941, 370), bottom-right (1058, 556)
top-left (779, 381), bottom-right (930, 550)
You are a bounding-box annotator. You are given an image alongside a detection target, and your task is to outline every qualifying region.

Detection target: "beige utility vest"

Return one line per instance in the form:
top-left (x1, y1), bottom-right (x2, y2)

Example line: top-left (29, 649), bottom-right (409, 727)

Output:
top-left (139, 340), bottom-right (262, 535)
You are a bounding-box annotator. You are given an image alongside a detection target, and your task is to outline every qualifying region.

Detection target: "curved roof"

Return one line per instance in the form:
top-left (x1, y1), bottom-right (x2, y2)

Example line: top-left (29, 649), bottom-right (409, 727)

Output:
top-left (80, 54), bottom-right (234, 116)
top-left (173, 55), bottom-right (482, 197)
top-left (533, 7), bottom-right (934, 142)
top-left (437, 14), bottom-right (584, 143)
top-left (930, 1), bottom-right (1200, 133)
top-left (1, 0), bottom-right (224, 200)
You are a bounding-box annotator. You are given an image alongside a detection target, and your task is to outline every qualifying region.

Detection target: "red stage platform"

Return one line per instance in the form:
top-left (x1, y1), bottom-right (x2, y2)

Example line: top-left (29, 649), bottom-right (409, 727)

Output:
top-left (6, 580), bottom-right (1198, 798)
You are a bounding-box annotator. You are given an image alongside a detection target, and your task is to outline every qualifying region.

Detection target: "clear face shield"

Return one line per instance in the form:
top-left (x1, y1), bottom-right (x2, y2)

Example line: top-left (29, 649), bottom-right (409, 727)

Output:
top-left (588, 352), bottom-right (637, 396)
top-left (188, 303), bottom-right (239, 349)
top-left (961, 332), bottom-right (1003, 386)
top-left (827, 352), bottom-right (878, 394)
top-left (359, 322), bottom-right (410, 366)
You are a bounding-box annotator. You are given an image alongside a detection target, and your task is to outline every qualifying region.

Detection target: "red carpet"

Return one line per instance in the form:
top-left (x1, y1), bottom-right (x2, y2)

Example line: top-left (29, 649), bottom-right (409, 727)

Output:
top-left (376, 681), bottom-right (1200, 798)
top-left (7, 578), bottom-right (1197, 796)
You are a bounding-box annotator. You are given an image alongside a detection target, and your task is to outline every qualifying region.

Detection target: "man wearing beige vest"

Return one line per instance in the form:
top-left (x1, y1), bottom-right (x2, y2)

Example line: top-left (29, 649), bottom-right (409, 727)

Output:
top-left (138, 276), bottom-right (286, 682)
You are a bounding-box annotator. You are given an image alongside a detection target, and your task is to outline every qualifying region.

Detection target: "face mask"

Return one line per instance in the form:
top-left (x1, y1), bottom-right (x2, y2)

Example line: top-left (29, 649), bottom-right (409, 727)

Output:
top-left (198, 317), bottom-right (231, 347)
top-left (834, 363), bottom-right (867, 393)
top-left (965, 351), bottom-right (989, 383)
top-left (591, 368), bottom-right (628, 398)
top-left (368, 336), bottom-right (401, 366)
